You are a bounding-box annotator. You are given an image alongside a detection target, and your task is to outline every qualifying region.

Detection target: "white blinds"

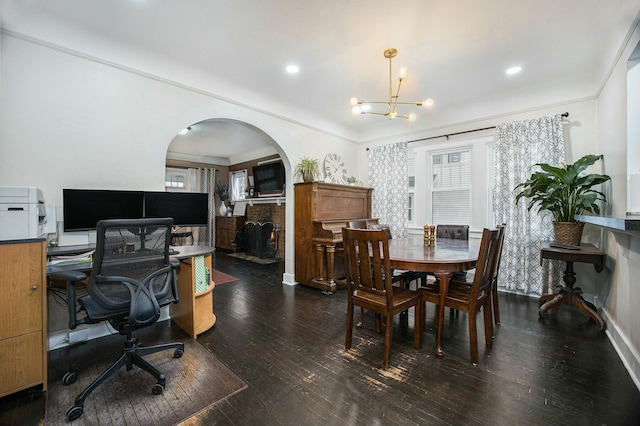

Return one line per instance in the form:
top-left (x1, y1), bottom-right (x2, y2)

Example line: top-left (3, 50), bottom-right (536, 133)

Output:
top-left (430, 150), bottom-right (471, 225)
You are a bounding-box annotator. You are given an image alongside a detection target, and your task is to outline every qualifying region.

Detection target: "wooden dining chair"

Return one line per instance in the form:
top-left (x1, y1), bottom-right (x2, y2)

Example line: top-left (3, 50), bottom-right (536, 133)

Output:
top-left (418, 227), bottom-right (502, 364)
top-left (347, 222), bottom-right (405, 331)
top-left (457, 224), bottom-right (506, 326)
top-left (491, 224), bottom-right (506, 325)
top-left (343, 227), bottom-right (422, 369)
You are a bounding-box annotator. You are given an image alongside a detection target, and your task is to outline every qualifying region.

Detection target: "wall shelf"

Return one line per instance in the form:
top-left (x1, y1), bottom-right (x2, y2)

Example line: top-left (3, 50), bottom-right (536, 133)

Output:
top-left (577, 214), bottom-right (640, 236)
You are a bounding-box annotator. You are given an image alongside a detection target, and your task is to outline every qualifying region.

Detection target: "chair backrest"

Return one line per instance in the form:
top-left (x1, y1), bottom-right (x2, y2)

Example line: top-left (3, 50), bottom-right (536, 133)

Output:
top-left (492, 223), bottom-right (506, 287)
top-left (90, 217), bottom-right (177, 328)
top-left (342, 227), bottom-right (393, 297)
top-left (468, 227), bottom-right (502, 301)
top-left (436, 224), bottom-right (469, 240)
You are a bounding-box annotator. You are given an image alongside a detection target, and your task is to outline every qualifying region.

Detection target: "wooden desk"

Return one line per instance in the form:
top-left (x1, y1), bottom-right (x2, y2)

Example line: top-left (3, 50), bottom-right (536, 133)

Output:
top-left (387, 237), bottom-right (480, 358)
top-left (47, 245), bottom-right (217, 339)
top-left (169, 246), bottom-right (217, 338)
top-left (539, 242), bottom-right (606, 330)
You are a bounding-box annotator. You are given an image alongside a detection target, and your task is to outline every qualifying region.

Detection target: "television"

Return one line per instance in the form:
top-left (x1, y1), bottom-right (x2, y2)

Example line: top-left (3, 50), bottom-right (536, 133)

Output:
top-left (144, 191), bottom-right (209, 227)
top-left (252, 161), bottom-right (285, 196)
top-left (63, 189), bottom-right (144, 231)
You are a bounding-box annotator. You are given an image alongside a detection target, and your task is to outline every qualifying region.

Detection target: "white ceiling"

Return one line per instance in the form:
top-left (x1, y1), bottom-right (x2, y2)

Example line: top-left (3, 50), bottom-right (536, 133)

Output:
top-left (2, 0), bottom-right (639, 161)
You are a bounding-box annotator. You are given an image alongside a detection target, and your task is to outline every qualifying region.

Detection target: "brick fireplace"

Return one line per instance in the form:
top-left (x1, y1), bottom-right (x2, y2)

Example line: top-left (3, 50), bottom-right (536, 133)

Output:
top-left (243, 202), bottom-right (285, 259)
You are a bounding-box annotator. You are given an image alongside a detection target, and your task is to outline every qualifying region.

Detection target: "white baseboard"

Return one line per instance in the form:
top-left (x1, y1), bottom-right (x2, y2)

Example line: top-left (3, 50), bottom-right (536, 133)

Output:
top-left (601, 307), bottom-right (640, 391)
top-left (282, 272), bottom-right (297, 286)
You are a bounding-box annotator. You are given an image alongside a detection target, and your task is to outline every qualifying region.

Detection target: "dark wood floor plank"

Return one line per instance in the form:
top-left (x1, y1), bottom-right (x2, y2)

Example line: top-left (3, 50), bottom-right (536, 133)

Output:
top-left (2, 251), bottom-right (640, 425)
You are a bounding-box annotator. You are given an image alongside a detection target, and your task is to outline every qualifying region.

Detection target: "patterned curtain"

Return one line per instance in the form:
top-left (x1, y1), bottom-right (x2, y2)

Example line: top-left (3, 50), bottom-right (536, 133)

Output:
top-left (368, 142), bottom-right (409, 238)
top-left (492, 115), bottom-right (565, 295)
top-left (190, 168), bottom-right (216, 246)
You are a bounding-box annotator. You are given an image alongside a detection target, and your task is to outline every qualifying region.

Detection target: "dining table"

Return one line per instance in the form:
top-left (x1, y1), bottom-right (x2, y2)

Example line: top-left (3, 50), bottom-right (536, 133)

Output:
top-left (386, 237), bottom-right (481, 358)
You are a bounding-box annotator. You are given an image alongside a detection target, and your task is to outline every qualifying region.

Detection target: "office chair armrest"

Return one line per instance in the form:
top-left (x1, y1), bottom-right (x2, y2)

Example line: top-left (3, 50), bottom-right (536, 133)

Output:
top-left (169, 258), bottom-right (180, 303)
top-left (49, 270), bottom-right (88, 329)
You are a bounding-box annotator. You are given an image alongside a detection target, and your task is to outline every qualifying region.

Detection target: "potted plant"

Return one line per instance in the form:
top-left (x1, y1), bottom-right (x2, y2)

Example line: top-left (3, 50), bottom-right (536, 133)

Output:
top-left (294, 157), bottom-right (320, 182)
top-left (514, 154), bottom-right (611, 245)
top-left (215, 180), bottom-right (230, 216)
top-left (345, 176), bottom-right (356, 185)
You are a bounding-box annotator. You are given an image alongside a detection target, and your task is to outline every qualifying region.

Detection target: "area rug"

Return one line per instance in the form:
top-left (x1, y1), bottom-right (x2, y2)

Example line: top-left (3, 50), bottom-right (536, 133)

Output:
top-left (211, 269), bottom-right (239, 285)
top-left (227, 252), bottom-right (282, 265)
top-left (45, 338), bottom-right (247, 425)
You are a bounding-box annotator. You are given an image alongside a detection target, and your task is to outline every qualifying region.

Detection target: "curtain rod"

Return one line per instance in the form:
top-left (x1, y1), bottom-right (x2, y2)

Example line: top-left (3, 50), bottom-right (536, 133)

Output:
top-left (408, 112), bottom-right (570, 144)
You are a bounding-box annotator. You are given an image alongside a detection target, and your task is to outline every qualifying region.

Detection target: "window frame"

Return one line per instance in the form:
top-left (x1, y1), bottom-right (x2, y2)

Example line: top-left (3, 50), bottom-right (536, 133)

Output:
top-left (407, 135), bottom-right (492, 236)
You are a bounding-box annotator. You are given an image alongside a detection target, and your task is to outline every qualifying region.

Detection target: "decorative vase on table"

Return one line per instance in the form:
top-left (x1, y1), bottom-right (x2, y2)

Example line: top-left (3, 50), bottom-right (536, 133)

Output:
top-left (219, 201), bottom-right (228, 217)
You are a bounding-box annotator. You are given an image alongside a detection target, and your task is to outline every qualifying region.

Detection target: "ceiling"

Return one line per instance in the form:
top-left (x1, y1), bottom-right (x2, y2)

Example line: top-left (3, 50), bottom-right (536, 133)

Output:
top-left (2, 0), bottom-right (639, 161)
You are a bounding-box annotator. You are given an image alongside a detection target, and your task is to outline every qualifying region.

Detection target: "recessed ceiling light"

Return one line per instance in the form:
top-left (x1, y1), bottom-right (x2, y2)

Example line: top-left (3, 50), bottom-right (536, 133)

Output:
top-left (286, 65), bottom-right (299, 74)
top-left (506, 66), bottom-right (522, 75)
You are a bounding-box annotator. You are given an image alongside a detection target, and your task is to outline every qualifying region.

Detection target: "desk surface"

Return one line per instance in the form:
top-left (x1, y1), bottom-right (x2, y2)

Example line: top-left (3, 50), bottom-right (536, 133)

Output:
top-left (47, 245), bottom-right (215, 274)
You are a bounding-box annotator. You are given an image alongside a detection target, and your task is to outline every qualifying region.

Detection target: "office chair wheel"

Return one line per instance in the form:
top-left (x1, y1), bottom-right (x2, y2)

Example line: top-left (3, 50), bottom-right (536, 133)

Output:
top-left (66, 405), bottom-right (83, 421)
top-left (62, 371), bottom-right (77, 385)
top-left (174, 348), bottom-right (184, 358)
top-left (152, 383), bottom-right (164, 395)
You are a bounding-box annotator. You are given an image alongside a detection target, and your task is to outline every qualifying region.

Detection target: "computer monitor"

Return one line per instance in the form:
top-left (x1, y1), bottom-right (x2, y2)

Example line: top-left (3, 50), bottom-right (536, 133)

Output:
top-left (143, 191), bottom-right (209, 227)
top-left (63, 189), bottom-right (144, 232)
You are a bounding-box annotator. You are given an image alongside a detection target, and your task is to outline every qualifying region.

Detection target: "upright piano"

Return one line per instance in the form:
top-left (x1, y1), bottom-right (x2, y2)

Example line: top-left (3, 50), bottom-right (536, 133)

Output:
top-left (294, 182), bottom-right (375, 292)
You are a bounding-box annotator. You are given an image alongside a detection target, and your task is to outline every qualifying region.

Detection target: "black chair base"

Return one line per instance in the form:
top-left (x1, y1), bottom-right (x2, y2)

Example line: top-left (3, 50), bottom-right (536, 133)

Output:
top-left (63, 334), bottom-right (184, 421)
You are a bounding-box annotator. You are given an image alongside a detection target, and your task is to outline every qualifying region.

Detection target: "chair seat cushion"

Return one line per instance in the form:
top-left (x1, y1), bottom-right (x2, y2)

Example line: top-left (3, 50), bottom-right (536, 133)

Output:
top-left (353, 287), bottom-right (420, 313)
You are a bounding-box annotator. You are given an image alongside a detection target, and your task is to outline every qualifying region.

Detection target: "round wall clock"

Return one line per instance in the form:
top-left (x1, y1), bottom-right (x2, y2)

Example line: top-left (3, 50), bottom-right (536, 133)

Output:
top-left (324, 153), bottom-right (347, 183)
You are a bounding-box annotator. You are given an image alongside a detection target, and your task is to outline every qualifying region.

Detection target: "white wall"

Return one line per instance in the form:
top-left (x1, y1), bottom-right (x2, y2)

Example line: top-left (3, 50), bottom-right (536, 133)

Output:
top-left (596, 21), bottom-right (640, 387)
top-left (0, 34), bottom-right (359, 285)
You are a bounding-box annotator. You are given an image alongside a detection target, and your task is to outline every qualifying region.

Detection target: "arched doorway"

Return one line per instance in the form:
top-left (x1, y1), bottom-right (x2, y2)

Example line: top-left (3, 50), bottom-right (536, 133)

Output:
top-left (165, 118), bottom-right (290, 264)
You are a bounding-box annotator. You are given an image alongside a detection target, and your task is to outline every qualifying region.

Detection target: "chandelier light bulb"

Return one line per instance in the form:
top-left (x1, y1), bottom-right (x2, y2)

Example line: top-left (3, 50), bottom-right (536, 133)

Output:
top-left (351, 105), bottom-right (362, 116)
top-left (350, 97), bottom-right (359, 106)
top-left (408, 113), bottom-right (416, 122)
top-left (398, 67), bottom-right (407, 79)
top-left (389, 110), bottom-right (397, 120)
top-left (423, 98), bottom-right (434, 109)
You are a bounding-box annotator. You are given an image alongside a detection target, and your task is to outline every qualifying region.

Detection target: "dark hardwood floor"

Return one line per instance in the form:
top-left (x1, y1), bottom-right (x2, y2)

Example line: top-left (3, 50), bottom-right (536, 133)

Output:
top-left (2, 250), bottom-right (639, 425)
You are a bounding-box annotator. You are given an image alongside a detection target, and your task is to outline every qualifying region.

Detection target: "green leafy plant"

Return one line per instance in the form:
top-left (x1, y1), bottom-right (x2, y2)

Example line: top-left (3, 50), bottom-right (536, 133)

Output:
top-left (514, 154), bottom-right (611, 222)
top-left (294, 157), bottom-right (320, 182)
top-left (215, 180), bottom-right (229, 201)
top-left (346, 176), bottom-right (356, 184)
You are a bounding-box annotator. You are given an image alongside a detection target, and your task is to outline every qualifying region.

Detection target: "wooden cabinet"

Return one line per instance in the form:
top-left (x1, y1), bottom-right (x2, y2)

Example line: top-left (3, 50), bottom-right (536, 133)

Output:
top-left (0, 239), bottom-right (47, 397)
top-left (216, 216), bottom-right (245, 251)
top-left (170, 246), bottom-right (217, 339)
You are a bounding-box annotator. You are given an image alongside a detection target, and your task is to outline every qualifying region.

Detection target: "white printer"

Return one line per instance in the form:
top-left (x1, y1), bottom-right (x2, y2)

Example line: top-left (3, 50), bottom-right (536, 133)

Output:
top-left (0, 186), bottom-right (47, 240)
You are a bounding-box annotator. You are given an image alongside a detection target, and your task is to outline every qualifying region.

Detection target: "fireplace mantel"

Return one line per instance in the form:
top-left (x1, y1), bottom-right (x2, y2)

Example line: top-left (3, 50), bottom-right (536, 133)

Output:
top-left (230, 197), bottom-right (285, 206)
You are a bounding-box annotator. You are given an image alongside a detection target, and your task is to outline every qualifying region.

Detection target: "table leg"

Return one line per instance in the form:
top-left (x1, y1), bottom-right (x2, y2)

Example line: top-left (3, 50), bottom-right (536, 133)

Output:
top-left (433, 271), bottom-right (453, 359)
top-left (538, 260), bottom-right (605, 330)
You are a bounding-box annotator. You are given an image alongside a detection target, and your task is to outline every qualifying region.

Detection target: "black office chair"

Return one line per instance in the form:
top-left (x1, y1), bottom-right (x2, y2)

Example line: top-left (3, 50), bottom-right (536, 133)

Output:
top-left (50, 218), bottom-right (184, 421)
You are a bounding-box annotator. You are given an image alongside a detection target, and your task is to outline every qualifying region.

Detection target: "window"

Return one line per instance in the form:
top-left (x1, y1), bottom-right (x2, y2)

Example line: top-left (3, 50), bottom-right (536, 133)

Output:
top-left (229, 170), bottom-right (248, 201)
top-left (408, 136), bottom-right (490, 234)
top-left (430, 150), bottom-right (471, 225)
top-left (165, 169), bottom-right (186, 189)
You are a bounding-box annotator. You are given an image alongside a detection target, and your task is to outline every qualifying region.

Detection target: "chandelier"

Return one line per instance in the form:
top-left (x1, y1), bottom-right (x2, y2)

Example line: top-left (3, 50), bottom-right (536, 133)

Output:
top-left (350, 48), bottom-right (433, 121)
